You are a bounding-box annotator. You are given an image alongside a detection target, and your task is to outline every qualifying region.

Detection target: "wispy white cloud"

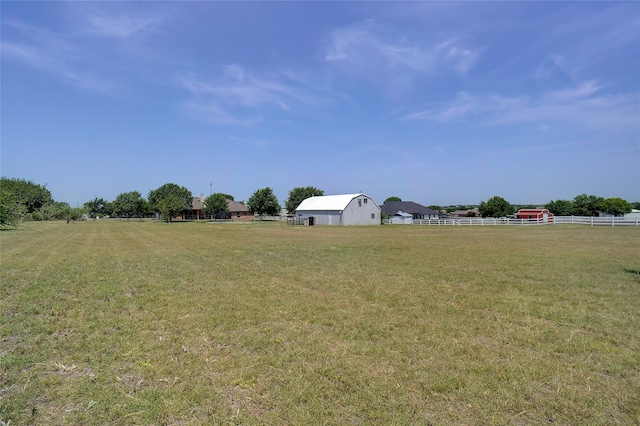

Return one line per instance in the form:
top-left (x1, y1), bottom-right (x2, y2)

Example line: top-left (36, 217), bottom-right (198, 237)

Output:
top-left (542, 80), bottom-right (601, 102)
top-left (324, 23), bottom-right (371, 62)
top-left (87, 13), bottom-right (161, 38)
top-left (404, 81), bottom-right (639, 132)
top-left (324, 21), bottom-right (434, 74)
top-left (277, 101), bottom-right (290, 111)
top-left (177, 66), bottom-right (324, 106)
top-left (534, 54), bottom-right (577, 83)
top-left (518, 4), bottom-right (639, 89)
top-left (549, 3), bottom-right (639, 55)
top-left (175, 65), bottom-right (333, 125)
top-left (1, 37), bottom-right (115, 93)
top-left (404, 92), bottom-right (477, 122)
top-left (487, 140), bottom-right (596, 158)
top-left (404, 104), bottom-right (475, 122)
top-left (491, 81), bottom-right (638, 130)
top-left (228, 135), bottom-right (268, 147)
top-left (447, 46), bottom-right (482, 74)
top-left (435, 39), bottom-right (483, 75)
top-left (324, 21), bottom-right (482, 77)
top-left (1, 7), bottom-right (168, 95)
top-left (179, 100), bottom-right (261, 126)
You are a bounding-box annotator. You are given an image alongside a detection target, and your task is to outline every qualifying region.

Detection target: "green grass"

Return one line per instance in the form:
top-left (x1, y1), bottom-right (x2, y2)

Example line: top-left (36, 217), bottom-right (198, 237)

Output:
top-left (1, 221), bottom-right (639, 425)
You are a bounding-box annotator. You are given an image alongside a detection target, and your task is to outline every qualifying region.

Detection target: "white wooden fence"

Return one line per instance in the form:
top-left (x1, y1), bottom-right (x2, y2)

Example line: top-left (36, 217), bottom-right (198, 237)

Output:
top-left (383, 216), bottom-right (640, 227)
top-left (253, 215), bottom-right (288, 221)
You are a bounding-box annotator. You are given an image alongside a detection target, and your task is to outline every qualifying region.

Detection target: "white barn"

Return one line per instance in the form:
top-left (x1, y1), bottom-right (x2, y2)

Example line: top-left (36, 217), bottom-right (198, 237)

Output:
top-left (295, 193), bottom-right (381, 226)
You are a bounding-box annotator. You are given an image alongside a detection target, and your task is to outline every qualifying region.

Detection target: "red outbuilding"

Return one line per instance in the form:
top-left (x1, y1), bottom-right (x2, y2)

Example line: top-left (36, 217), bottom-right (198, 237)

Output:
top-left (515, 208), bottom-right (554, 222)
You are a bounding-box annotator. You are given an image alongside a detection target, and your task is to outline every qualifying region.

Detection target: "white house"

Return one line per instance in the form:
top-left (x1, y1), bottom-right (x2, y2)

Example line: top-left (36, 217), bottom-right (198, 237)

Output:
top-left (389, 211), bottom-right (413, 224)
top-left (625, 209), bottom-right (640, 220)
top-left (381, 201), bottom-right (440, 221)
top-left (295, 193), bottom-right (381, 226)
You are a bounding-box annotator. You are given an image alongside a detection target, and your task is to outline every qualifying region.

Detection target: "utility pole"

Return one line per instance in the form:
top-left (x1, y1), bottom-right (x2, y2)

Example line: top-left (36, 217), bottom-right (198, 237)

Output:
top-left (210, 182), bottom-right (213, 195)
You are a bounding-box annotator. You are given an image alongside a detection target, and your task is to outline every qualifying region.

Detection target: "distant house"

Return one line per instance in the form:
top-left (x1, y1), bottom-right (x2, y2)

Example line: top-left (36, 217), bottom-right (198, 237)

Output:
top-left (228, 200), bottom-right (251, 220)
top-left (626, 209), bottom-right (640, 220)
top-left (184, 194), bottom-right (250, 220)
top-left (388, 211), bottom-right (413, 224)
top-left (515, 208), bottom-right (554, 222)
top-left (189, 195), bottom-right (206, 219)
top-left (295, 193), bottom-right (381, 226)
top-left (600, 209), bottom-right (640, 220)
top-left (453, 208), bottom-right (480, 218)
top-left (381, 201), bottom-right (439, 221)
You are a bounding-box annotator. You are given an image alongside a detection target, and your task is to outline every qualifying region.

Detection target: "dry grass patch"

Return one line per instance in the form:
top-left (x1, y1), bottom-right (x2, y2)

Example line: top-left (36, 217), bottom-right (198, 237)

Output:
top-left (1, 221), bottom-right (639, 424)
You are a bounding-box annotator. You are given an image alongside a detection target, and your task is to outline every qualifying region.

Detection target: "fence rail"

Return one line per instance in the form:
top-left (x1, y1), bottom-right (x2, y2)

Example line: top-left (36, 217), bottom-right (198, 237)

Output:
top-left (384, 216), bottom-right (640, 227)
top-left (253, 215), bottom-right (288, 221)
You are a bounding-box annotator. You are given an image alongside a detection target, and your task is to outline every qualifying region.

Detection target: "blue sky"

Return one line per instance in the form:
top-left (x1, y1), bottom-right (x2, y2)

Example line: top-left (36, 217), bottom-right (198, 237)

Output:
top-left (2, 2), bottom-right (639, 207)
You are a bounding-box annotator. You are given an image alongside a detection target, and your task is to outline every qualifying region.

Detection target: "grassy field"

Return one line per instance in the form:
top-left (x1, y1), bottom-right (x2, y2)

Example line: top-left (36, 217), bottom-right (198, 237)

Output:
top-left (1, 220), bottom-right (639, 425)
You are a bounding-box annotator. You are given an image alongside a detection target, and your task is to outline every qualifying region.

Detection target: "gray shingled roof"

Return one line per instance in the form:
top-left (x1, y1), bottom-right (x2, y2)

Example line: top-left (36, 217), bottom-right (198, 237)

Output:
top-left (191, 197), bottom-right (248, 212)
top-left (380, 201), bottom-right (439, 216)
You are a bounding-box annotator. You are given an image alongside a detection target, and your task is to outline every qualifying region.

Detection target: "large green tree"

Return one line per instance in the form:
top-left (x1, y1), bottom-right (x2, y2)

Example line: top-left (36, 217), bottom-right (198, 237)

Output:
top-left (545, 199), bottom-right (573, 216)
top-left (0, 189), bottom-right (19, 227)
top-left (478, 196), bottom-right (515, 218)
top-left (285, 186), bottom-right (324, 214)
top-left (148, 183), bottom-right (192, 222)
top-left (204, 193), bottom-right (230, 218)
top-left (571, 194), bottom-right (604, 216)
top-left (84, 197), bottom-right (110, 219)
top-left (384, 196), bottom-right (402, 204)
top-left (36, 201), bottom-right (81, 222)
top-left (247, 187), bottom-right (281, 216)
top-left (135, 199), bottom-right (152, 220)
top-left (113, 191), bottom-right (147, 220)
top-left (0, 177), bottom-right (52, 215)
top-left (600, 198), bottom-right (632, 217)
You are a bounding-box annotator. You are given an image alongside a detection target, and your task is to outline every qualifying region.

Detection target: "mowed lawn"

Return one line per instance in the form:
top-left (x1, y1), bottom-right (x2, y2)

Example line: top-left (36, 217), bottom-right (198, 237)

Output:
top-left (1, 221), bottom-right (639, 425)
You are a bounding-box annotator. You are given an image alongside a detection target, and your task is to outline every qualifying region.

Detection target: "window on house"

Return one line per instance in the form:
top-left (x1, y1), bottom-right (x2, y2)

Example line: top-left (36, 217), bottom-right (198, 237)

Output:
top-left (371, 213), bottom-right (375, 219)
top-left (364, 198), bottom-right (368, 204)
top-left (358, 199), bottom-right (362, 207)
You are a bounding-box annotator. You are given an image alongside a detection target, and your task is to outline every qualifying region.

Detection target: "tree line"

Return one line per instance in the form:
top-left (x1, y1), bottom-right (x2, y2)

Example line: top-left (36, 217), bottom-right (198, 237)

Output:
top-left (477, 194), bottom-right (635, 218)
top-left (384, 194), bottom-right (636, 218)
top-left (1, 177), bottom-right (325, 226)
top-left (0, 178), bottom-right (84, 226)
top-left (2, 176), bottom-right (635, 227)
